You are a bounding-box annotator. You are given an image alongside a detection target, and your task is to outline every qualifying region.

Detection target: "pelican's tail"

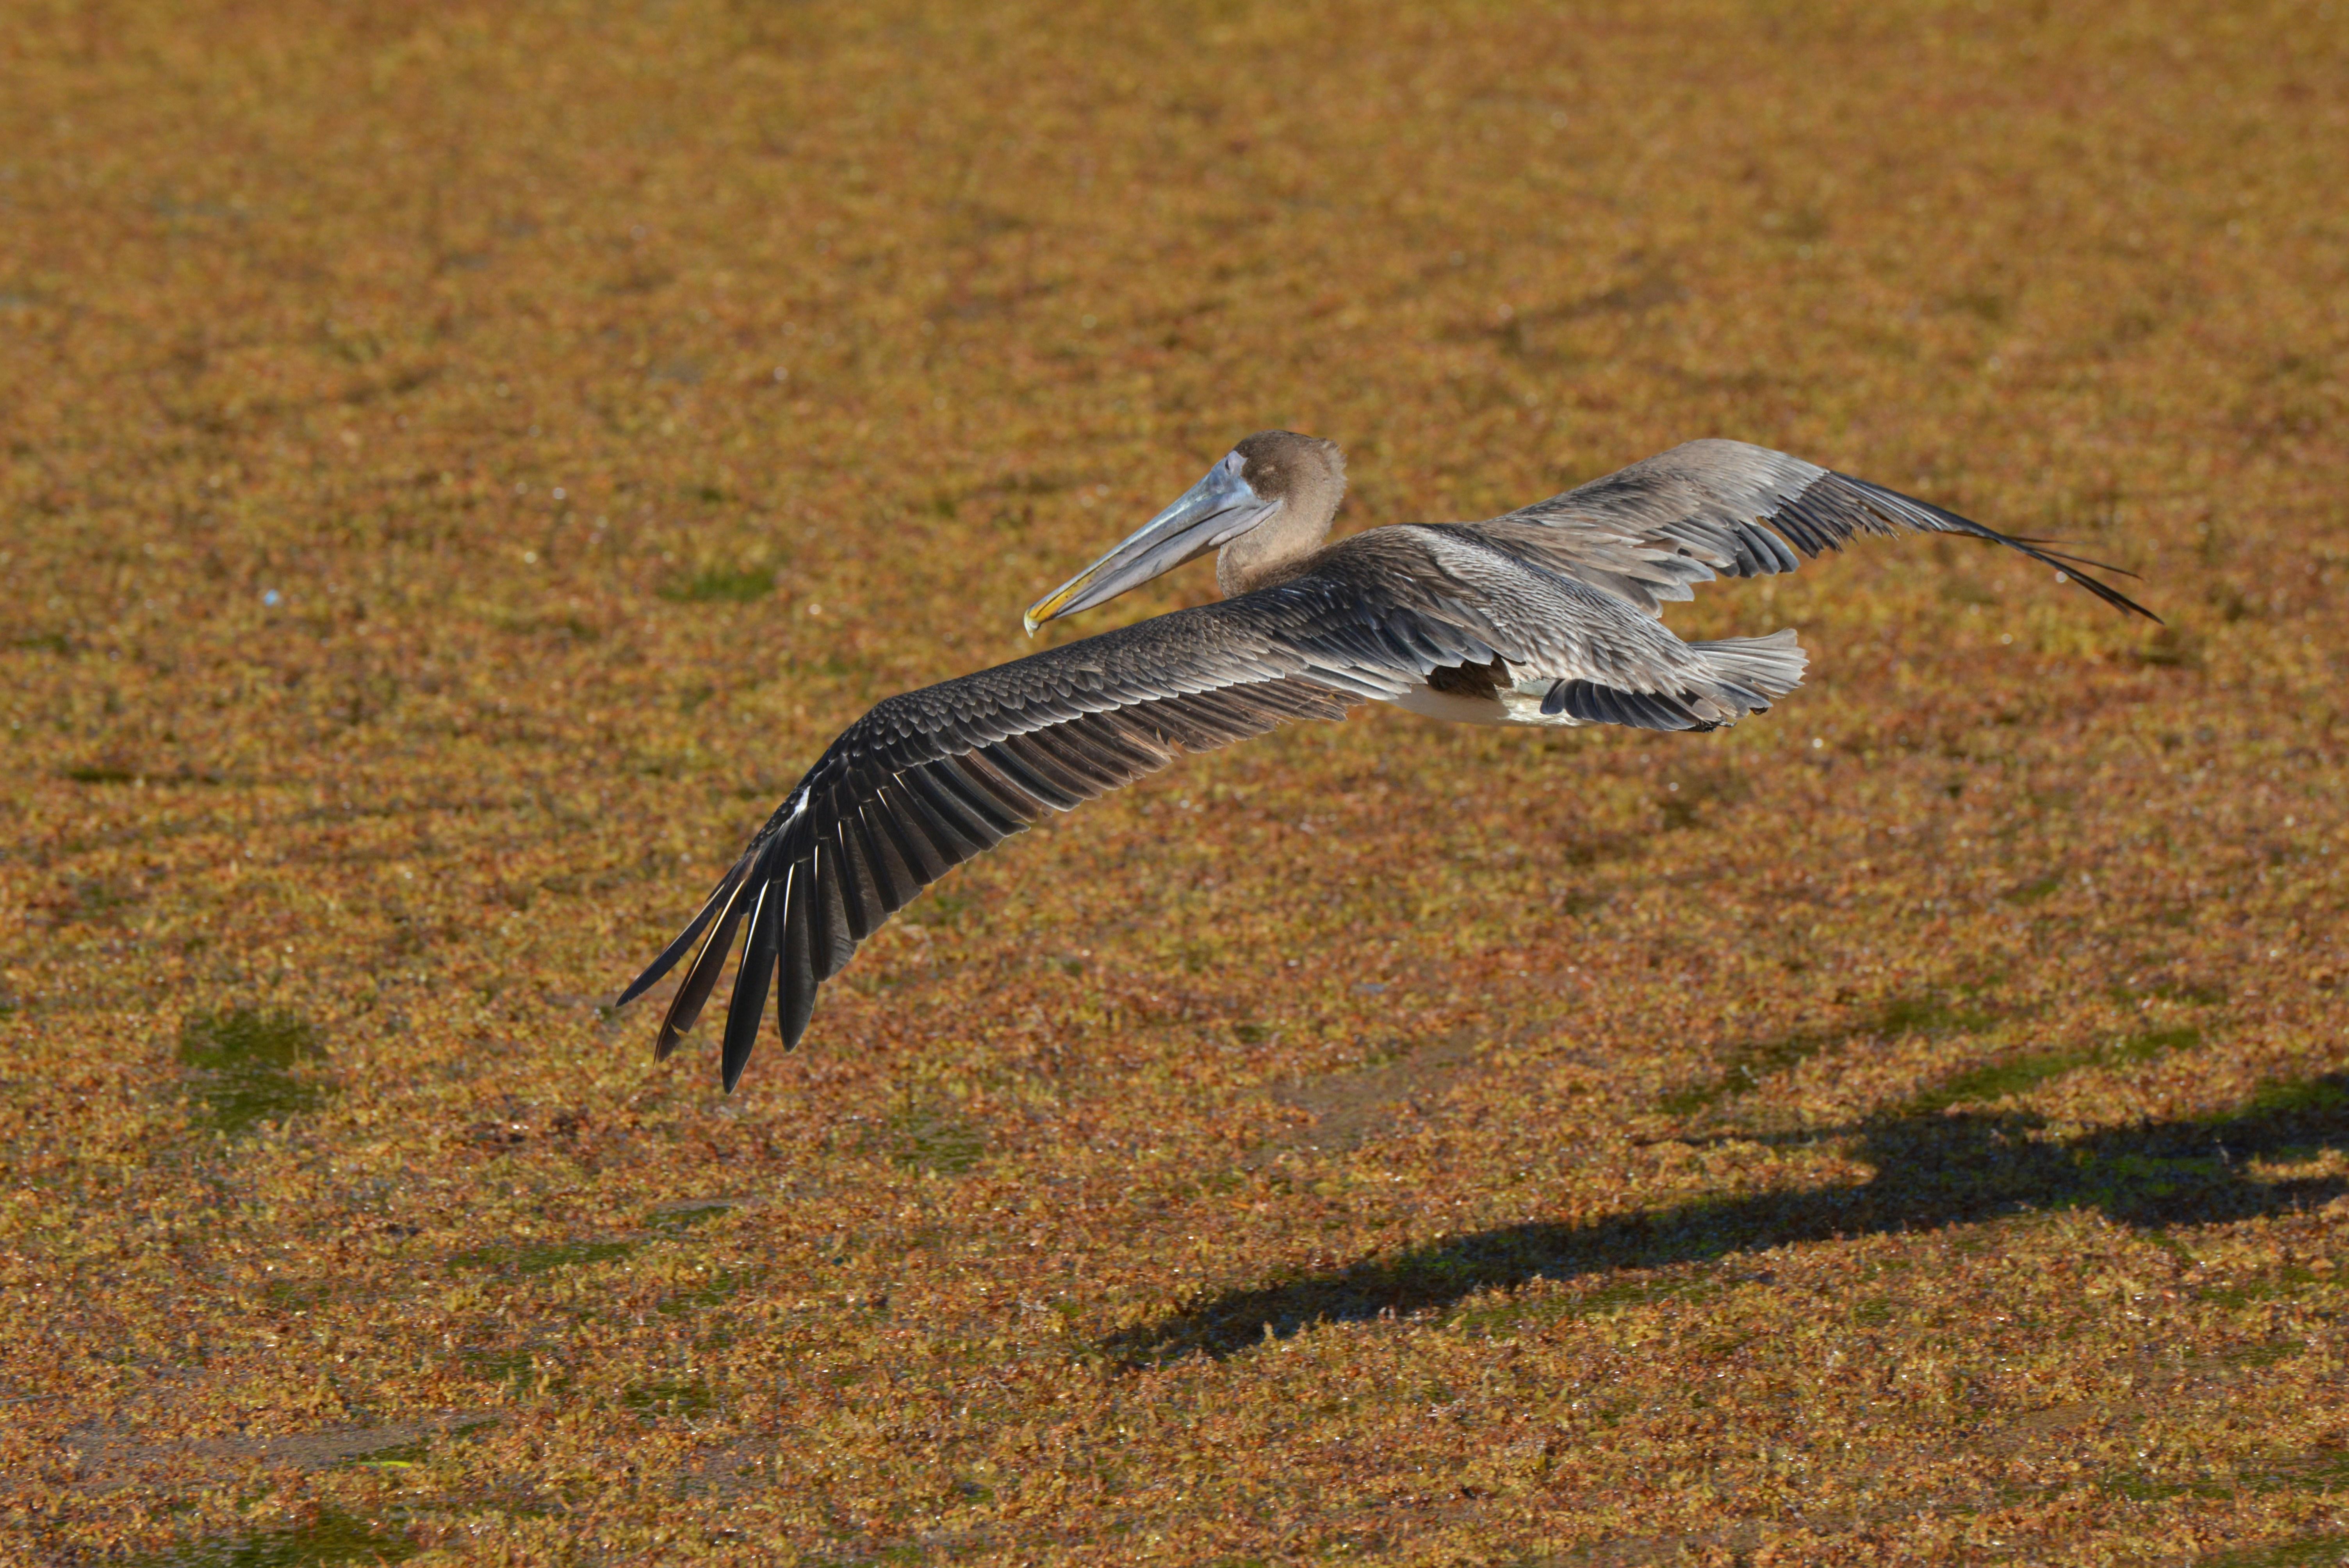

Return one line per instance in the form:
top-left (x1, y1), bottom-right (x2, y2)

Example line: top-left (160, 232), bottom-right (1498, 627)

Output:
top-left (1686, 627), bottom-right (1807, 705)
top-left (1511, 629), bottom-right (1807, 732)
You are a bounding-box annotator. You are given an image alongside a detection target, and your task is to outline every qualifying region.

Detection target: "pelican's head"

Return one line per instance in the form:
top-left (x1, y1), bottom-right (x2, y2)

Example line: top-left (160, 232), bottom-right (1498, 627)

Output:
top-left (1024, 430), bottom-right (1346, 634)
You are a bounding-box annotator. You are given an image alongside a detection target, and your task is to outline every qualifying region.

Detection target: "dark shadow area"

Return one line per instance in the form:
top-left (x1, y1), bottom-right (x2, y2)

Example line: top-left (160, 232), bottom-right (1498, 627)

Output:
top-left (1107, 1075), bottom-right (2349, 1364)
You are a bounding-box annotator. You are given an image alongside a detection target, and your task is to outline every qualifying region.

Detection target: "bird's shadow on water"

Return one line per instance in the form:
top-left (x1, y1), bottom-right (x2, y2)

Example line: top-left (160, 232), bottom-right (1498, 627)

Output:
top-left (1104, 1075), bottom-right (2349, 1365)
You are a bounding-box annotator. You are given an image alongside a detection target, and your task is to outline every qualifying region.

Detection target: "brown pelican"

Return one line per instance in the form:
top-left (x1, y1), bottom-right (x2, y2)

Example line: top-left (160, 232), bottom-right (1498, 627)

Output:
top-left (617, 433), bottom-right (2152, 1090)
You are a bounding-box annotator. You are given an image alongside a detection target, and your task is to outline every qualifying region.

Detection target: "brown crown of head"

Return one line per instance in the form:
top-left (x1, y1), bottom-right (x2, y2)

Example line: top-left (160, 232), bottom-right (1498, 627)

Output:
top-left (1233, 430), bottom-right (1345, 501)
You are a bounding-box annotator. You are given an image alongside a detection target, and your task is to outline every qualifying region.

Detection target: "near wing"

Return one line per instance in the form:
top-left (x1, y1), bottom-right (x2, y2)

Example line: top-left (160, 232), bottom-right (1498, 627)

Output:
top-left (1481, 438), bottom-right (2157, 621)
top-left (614, 579), bottom-right (1512, 1091)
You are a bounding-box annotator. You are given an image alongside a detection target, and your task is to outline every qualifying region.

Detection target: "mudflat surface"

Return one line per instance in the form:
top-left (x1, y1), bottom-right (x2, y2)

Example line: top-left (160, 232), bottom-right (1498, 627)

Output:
top-left (2, 1), bottom-right (2345, 1562)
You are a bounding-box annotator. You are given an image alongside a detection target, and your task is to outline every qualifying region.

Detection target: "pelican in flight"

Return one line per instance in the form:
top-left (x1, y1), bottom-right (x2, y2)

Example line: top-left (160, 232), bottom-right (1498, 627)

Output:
top-left (618, 433), bottom-right (2151, 1090)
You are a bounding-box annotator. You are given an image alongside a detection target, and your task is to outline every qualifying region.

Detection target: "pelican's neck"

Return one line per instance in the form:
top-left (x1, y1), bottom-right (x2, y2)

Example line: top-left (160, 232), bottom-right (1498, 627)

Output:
top-left (1215, 468), bottom-right (1344, 596)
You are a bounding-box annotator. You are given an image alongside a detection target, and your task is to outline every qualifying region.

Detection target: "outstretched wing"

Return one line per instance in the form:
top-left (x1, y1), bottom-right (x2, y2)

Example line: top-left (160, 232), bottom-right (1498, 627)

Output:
top-left (615, 577), bottom-right (1515, 1092)
top-left (1481, 438), bottom-right (2156, 621)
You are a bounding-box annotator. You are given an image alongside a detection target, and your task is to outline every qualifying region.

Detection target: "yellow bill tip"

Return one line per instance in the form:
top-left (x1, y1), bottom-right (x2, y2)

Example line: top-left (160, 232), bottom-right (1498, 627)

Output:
top-left (1022, 584), bottom-right (1077, 637)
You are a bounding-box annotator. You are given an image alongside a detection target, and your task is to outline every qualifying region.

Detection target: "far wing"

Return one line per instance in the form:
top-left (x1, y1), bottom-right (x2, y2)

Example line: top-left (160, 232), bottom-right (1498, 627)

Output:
top-left (1483, 438), bottom-right (2155, 620)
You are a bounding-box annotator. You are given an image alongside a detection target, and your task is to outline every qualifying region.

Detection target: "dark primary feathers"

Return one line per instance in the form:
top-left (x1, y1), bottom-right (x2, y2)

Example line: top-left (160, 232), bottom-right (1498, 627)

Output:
top-left (618, 437), bottom-right (2152, 1091)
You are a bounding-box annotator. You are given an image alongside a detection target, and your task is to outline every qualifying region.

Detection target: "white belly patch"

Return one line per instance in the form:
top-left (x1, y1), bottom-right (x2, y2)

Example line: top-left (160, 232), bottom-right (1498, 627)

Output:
top-left (1388, 682), bottom-right (1584, 727)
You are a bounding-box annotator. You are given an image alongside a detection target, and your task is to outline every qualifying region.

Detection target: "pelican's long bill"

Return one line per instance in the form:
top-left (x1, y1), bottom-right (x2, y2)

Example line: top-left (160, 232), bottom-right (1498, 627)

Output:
top-left (1023, 450), bottom-right (1279, 634)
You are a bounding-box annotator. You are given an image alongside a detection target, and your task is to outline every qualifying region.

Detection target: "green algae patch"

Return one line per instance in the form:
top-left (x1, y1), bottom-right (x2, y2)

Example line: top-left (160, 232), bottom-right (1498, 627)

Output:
top-left (619, 1376), bottom-right (718, 1418)
top-left (654, 1265), bottom-right (766, 1317)
top-left (659, 564), bottom-right (776, 604)
top-left (1904, 1025), bottom-right (2205, 1115)
top-left (2198, 1533), bottom-right (2349, 1568)
top-left (446, 1239), bottom-right (636, 1275)
top-left (2244, 1080), bottom-right (2349, 1119)
top-left (177, 1007), bottom-right (328, 1137)
top-left (139, 1509), bottom-right (414, 1568)
top-left (1662, 991), bottom-right (1998, 1116)
top-left (885, 1103), bottom-right (988, 1176)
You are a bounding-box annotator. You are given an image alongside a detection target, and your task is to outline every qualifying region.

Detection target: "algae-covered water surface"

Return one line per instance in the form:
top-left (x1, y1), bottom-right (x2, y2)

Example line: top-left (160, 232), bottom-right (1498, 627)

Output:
top-left (3, 0), bottom-right (2345, 1562)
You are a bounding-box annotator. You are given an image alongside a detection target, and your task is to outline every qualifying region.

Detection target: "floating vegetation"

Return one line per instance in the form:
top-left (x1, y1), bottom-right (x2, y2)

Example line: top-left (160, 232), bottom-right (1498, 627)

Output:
top-left (12, 0), bottom-right (2343, 1561)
